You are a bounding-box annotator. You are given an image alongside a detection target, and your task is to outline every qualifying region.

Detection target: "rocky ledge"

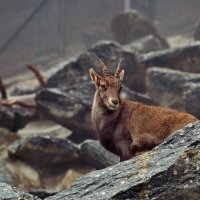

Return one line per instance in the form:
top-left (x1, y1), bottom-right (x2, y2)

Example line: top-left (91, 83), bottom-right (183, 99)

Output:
top-left (45, 121), bottom-right (200, 200)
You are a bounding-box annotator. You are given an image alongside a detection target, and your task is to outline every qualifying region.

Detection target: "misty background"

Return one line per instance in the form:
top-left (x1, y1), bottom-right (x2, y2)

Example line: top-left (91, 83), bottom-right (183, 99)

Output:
top-left (0, 0), bottom-right (200, 77)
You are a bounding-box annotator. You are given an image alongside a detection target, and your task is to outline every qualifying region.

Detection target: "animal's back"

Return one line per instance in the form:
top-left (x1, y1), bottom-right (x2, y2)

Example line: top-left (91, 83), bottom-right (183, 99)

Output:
top-left (122, 100), bottom-right (198, 146)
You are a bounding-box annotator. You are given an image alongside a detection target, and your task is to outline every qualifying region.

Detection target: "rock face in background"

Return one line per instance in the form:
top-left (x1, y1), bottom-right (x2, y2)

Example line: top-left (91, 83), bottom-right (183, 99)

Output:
top-left (111, 10), bottom-right (169, 48)
top-left (0, 105), bottom-right (33, 132)
top-left (139, 41), bottom-right (200, 73)
top-left (47, 40), bottom-right (146, 93)
top-left (194, 22), bottom-right (200, 41)
top-left (146, 67), bottom-right (200, 118)
top-left (45, 121), bottom-right (200, 200)
top-left (123, 34), bottom-right (167, 53)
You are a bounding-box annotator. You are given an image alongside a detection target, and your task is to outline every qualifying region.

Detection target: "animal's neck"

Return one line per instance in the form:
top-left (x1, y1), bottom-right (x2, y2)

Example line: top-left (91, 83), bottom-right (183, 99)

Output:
top-left (91, 91), bottom-right (122, 135)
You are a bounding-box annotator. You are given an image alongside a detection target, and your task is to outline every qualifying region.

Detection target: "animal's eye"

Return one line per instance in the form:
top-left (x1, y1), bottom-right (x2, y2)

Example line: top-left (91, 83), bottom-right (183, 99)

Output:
top-left (100, 84), bottom-right (106, 89)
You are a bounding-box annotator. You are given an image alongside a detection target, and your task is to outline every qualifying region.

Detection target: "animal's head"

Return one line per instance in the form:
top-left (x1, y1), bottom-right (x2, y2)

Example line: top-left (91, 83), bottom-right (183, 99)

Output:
top-left (89, 57), bottom-right (124, 111)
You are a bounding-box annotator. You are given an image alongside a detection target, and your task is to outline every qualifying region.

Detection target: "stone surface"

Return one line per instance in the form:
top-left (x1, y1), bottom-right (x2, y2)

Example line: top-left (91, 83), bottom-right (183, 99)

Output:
top-left (139, 41), bottom-right (200, 73)
top-left (0, 182), bottom-right (40, 200)
top-left (18, 120), bottom-right (72, 139)
top-left (79, 140), bottom-right (119, 170)
top-left (146, 67), bottom-right (200, 118)
top-left (46, 121), bottom-right (200, 200)
top-left (111, 10), bottom-right (168, 47)
top-left (7, 135), bottom-right (117, 170)
top-left (0, 104), bottom-right (33, 132)
top-left (194, 22), bottom-right (200, 41)
top-left (47, 40), bottom-right (145, 93)
top-left (8, 136), bottom-right (80, 168)
top-left (123, 34), bottom-right (167, 53)
top-left (0, 128), bottom-right (19, 146)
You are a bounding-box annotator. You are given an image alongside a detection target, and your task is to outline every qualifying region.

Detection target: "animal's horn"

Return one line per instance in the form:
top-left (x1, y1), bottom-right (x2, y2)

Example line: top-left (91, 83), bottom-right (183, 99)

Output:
top-left (115, 59), bottom-right (122, 78)
top-left (96, 56), bottom-right (109, 76)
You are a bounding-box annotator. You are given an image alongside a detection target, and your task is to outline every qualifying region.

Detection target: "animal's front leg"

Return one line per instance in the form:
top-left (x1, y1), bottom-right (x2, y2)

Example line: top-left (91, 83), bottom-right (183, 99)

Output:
top-left (115, 140), bottom-right (132, 161)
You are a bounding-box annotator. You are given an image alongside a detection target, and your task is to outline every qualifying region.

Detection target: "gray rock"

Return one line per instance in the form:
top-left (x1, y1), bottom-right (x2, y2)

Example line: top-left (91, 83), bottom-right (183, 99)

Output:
top-left (0, 182), bottom-right (40, 200)
top-left (36, 87), bottom-right (93, 141)
top-left (8, 136), bottom-right (80, 168)
top-left (0, 161), bottom-right (13, 185)
top-left (194, 22), bottom-right (200, 41)
top-left (146, 67), bottom-right (200, 117)
top-left (139, 41), bottom-right (200, 73)
top-left (79, 140), bottom-right (119, 169)
top-left (47, 40), bottom-right (145, 93)
top-left (0, 104), bottom-right (33, 132)
top-left (111, 10), bottom-right (168, 47)
top-left (0, 128), bottom-right (19, 145)
top-left (182, 82), bottom-right (200, 118)
top-left (123, 34), bottom-right (167, 53)
top-left (7, 135), bottom-right (117, 171)
top-left (45, 121), bottom-right (200, 200)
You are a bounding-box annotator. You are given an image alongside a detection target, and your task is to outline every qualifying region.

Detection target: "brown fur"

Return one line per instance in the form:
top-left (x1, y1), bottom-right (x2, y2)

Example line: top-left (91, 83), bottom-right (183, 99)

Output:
top-left (90, 59), bottom-right (198, 161)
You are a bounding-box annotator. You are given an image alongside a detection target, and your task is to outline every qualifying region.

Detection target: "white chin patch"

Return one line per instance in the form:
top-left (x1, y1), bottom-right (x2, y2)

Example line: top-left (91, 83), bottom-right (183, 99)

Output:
top-left (107, 104), bottom-right (119, 110)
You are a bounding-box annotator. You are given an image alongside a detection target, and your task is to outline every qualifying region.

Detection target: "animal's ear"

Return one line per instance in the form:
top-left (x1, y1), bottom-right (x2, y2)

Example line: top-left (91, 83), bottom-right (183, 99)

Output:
top-left (118, 70), bottom-right (124, 81)
top-left (89, 68), bottom-right (101, 83)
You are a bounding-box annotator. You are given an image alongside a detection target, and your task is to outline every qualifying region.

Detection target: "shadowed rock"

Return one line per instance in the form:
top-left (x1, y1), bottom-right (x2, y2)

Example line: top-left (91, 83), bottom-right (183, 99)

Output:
top-left (111, 10), bottom-right (169, 47)
top-left (139, 41), bottom-right (200, 73)
top-left (7, 135), bottom-right (118, 170)
top-left (146, 67), bottom-right (200, 118)
top-left (8, 136), bottom-right (80, 168)
top-left (45, 121), bottom-right (200, 200)
top-left (194, 22), bottom-right (200, 41)
top-left (79, 140), bottom-right (119, 169)
top-left (47, 40), bottom-right (145, 93)
top-left (0, 104), bottom-right (33, 132)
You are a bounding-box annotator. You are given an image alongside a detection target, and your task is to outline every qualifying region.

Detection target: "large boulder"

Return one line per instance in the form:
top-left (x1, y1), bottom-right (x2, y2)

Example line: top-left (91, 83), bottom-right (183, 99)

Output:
top-left (8, 136), bottom-right (80, 168)
top-left (0, 182), bottom-right (40, 200)
top-left (46, 121), bottom-right (200, 200)
top-left (111, 10), bottom-right (168, 47)
top-left (123, 34), bottom-right (167, 54)
top-left (0, 105), bottom-right (33, 132)
top-left (139, 41), bottom-right (200, 73)
top-left (47, 40), bottom-right (146, 93)
top-left (146, 67), bottom-right (200, 118)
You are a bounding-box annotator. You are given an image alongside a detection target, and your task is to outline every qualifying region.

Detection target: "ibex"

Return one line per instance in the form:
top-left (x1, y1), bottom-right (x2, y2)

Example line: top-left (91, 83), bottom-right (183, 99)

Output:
top-left (89, 58), bottom-right (198, 161)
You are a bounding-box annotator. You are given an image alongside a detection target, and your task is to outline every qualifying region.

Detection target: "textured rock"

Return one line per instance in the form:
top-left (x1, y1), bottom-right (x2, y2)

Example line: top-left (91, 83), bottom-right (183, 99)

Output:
top-left (139, 41), bottom-right (200, 73)
top-left (7, 135), bottom-right (117, 171)
top-left (111, 10), bottom-right (168, 47)
top-left (79, 140), bottom-right (119, 169)
top-left (146, 67), bottom-right (200, 117)
top-left (8, 136), bottom-right (80, 168)
top-left (0, 182), bottom-right (40, 200)
top-left (0, 104), bottom-right (33, 132)
top-left (45, 121), bottom-right (200, 200)
top-left (47, 40), bottom-right (145, 93)
top-left (123, 34), bottom-right (167, 53)
top-left (0, 128), bottom-right (19, 146)
top-left (194, 22), bottom-right (200, 41)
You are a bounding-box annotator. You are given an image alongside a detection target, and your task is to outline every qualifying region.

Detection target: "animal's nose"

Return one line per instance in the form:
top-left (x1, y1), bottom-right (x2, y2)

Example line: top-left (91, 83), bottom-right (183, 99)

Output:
top-left (112, 99), bottom-right (119, 105)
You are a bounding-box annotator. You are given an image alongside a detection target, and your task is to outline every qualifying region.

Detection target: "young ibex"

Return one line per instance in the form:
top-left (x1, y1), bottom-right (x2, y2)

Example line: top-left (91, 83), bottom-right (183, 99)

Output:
top-left (89, 58), bottom-right (198, 161)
